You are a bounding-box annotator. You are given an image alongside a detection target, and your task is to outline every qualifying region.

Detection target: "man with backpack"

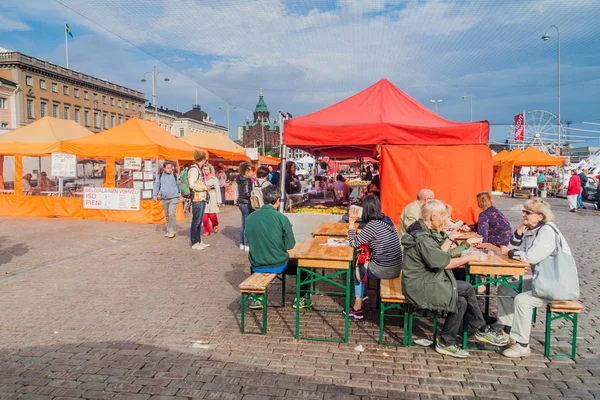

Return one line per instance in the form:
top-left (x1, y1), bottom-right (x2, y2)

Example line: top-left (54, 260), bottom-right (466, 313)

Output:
top-left (153, 161), bottom-right (181, 239)
top-left (188, 150), bottom-right (209, 250)
top-left (250, 166), bottom-right (272, 210)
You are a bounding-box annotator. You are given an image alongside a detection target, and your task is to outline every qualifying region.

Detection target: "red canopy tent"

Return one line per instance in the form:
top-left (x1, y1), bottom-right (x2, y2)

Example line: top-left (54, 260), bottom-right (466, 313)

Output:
top-left (284, 79), bottom-right (491, 223)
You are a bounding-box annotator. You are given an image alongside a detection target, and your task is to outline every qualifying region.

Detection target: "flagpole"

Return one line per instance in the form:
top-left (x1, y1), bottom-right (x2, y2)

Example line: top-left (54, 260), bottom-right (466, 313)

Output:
top-left (65, 21), bottom-right (69, 69)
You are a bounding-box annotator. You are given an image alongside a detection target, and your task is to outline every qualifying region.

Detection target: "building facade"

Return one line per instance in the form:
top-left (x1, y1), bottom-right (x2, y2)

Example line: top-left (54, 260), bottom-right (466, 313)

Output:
top-left (241, 91), bottom-right (280, 148)
top-left (0, 49), bottom-right (145, 132)
top-left (564, 146), bottom-right (600, 164)
top-left (143, 104), bottom-right (227, 137)
top-left (288, 148), bottom-right (312, 159)
top-left (0, 77), bottom-right (18, 132)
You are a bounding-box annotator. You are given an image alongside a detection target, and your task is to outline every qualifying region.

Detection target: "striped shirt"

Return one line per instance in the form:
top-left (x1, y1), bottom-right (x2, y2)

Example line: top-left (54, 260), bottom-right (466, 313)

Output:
top-left (349, 219), bottom-right (403, 268)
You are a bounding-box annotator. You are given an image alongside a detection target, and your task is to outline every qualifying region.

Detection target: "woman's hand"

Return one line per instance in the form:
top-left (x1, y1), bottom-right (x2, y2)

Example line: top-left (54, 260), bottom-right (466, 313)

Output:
top-left (500, 245), bottom-right (510, 256)
top-left (516, 223), bottom-right (527, 235)
top-left (467, 237), bottom-right (483, 247)
top-left (459, 225), bottom-right (471, 232)
top-left (448, 229), bottom-right (461, 240)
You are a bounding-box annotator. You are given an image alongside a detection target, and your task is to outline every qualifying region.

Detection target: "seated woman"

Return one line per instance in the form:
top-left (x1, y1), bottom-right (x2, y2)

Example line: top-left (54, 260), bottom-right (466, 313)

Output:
top-left (347, 195), bottom-right (401, 320)
top-left (402, 200), bottom-right (508, 358)
top-left (460, 192), bottom-right (512, 247)
top-left (333, 174), bottom-right (351, 201)
top-left (498, 199), bottom-right (577, 358)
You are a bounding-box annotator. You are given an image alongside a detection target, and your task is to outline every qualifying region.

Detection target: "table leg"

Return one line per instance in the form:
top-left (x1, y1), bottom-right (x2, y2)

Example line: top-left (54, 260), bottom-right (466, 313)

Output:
top-left (344, 265), bottom-right (351, 343)
top-left (295, 270), bottom-right (301, 339)
top-left (484, 278), bottom-right (491, 317)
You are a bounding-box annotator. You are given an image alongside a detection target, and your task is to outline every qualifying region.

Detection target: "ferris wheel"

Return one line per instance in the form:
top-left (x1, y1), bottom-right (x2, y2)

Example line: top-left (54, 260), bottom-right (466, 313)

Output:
top-left (507, 109), bottom-right (564, 153)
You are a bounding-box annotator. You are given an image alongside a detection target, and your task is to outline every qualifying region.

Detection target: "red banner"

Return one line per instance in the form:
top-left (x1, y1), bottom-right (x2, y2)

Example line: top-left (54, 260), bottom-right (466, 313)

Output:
top-left (514, 113), bottom-right (525, 142)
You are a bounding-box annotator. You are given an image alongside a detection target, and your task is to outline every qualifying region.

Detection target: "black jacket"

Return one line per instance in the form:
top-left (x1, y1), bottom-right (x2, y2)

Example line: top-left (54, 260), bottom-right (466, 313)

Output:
top-left (236, 174), bottom-right (252, 204)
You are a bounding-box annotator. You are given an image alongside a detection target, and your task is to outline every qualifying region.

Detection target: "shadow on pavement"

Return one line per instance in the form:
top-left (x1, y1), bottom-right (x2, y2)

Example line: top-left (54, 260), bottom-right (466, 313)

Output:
top-left (0, 236), bottom-right (29, 267)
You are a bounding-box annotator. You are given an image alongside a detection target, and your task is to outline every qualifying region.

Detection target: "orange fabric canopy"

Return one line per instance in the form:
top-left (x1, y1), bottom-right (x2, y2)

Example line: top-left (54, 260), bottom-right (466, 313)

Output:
top-left (181, 133), bottom-right (249, 161)
top-left (511, 146), bottom-right (564, 166)
top-left (0, 117), bottom-right (93, 156)
top-left (493, 149), bottom-right (510, 165)
top-left (259, 155), bottom-right (281, 166)
top-left (61, 118), bottom-right (199, 160)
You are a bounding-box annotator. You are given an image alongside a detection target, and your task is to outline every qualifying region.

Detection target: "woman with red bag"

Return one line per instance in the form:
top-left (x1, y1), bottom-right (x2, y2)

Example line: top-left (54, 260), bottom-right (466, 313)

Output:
top-left (347, 195), bottom-right (402, 320)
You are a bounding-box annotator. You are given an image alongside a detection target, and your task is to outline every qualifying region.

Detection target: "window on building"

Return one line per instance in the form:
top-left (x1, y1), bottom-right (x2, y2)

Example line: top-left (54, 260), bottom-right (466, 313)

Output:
top-left (40, 101), bottom-right (47, 117)
top-left (74, 108), bottom-right (80, 123)
top-left (64, 106), bottom-right (70, 120)
top-left (52, 83), bottom-right (58, 93)
top-left (93, 93), bottom-right (98, 101)
top-left (125, 101), bottom-right (129, 110)
top-left (118, 116), bottom-right (122, 124)
top-left (63, 85), bottom-right (69, 96)
top-left (74, 88), bottom-right (80, 98)
top-left (179, 128), bottom-right (184, 137)
top-left (110, 115), bottom-right (115, 127)
top-left (84, 110), bottom-right (89, 126)
top-left (84, 91), bottom-right (89, 100)
top-left (52, 104), bottom-right (59, 118)
top-left (103, 113), bottom-right (107, 129)
top-left (102, 95), bottom-right (107, 105)
top-left (27, 99), bottom-right (34, 119)
top-left (26, 76), bottom-right (33, 86)
top-left (0, 97), bottom-right (6, 109)
top-left (126, 116), bottom-right (130, 121)
top-left (0, 122), bottom-right (7, 128)
top-left (39, 79), bottom-right (46, 90)
top-left (110, 97), bottom-right (114, 106)
top-left (118, 99), bottom-right (122, 107)
top-left (94, 112), bottom-right (99, 127)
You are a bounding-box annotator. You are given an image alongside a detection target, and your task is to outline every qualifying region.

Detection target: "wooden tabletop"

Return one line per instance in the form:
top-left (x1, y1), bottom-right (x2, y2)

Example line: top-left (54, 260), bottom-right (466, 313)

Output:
top-left (455, 231), bottom-right (481, 241)
top-left (311, 222), bottom-right (350, 238)
top-left (293, 237), bottom-right (354, 270)
top-left (468, 243), bottom-right (530, 269)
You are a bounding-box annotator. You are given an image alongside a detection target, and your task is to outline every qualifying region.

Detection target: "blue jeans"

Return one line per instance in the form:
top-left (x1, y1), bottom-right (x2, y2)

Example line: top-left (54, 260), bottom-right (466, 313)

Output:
top-left (577, 191), bottom-right (585, 209)
top-left (238, 203), bottom-right (253, 246)
top-left (190, 201), bottom-right (206, 246)
top-left (354, 264), bottom-right (378, 299)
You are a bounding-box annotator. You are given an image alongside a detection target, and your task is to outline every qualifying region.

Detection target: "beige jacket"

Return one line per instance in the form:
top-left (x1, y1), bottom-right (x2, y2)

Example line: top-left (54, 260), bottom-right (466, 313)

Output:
top-left (399, 200), bottom-right (421, 239)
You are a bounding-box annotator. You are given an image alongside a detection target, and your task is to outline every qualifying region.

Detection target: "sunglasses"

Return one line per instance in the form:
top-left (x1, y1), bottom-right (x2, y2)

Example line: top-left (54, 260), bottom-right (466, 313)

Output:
top-left (522, 209), bottom-right (537, 215)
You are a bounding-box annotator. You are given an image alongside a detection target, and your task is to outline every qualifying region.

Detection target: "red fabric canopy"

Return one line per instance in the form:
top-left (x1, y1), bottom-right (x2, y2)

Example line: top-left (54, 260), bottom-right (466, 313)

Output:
top-left (284, 79), bottom-right (489, 155)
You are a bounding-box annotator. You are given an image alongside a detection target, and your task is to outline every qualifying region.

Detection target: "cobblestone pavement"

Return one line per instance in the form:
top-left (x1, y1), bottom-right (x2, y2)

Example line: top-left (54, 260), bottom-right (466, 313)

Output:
top-left (0, 197), bottom-right (598, 400)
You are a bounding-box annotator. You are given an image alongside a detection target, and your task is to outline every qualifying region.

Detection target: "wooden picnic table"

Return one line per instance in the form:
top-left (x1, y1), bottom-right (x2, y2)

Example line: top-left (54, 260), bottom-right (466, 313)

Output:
top-left (292, 237), bottom-right (354, 343)
top-left (311, 222), bottom-right (349, 238)
top-left (463, 242), bottom-right (530, 348)
top-left (455, 231), bottom-right (481, 242)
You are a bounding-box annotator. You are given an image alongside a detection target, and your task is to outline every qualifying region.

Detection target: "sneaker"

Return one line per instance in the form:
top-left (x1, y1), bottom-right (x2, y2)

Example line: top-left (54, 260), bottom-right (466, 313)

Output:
top-left (192, 243), bottom-right (207, 250)
top-left (200, 243), bottom-right (210, 249)
top-left (435, 343), bottom-right (469, 359)
top-left (248, 297), bottom-right (263, 309)
top-left (166, 233), bottom-right (176, 238)
top-left (502, 343), bottom-right (531, 358)
top-left (292, 297), bottom-right (312, 309)
top-left (343, 306), bottom-right (364, 320)
top-left (594, 204), bottom-right (598, 210)
top-left (475, 327), bottom-right (509, 347)
top-left (239, 244), bottom-right (245, 251)
top-left (244, 246), bottom-right (250, 252)
top-left (569, 209), bottom-right (577, 213)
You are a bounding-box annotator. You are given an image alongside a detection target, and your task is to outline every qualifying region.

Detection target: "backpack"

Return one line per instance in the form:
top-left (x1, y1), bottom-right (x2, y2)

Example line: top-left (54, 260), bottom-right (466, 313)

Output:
top-left (250, 180), bottom-right (268, 210)
top-left (180, 169), bottom-right (191, 198)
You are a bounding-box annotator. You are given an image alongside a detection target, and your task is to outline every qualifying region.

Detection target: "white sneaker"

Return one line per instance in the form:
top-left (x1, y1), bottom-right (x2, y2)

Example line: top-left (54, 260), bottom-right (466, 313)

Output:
top-left (502, 343), bottom-right (531, 358)
top-left (201, 243), bottom-right (210, 249)
top-left (191, 243), bottom-right (204, 250)
top-left (240, 244), bottom-right (245, 251)
top-left (244, 246), bottom-right (250, 252)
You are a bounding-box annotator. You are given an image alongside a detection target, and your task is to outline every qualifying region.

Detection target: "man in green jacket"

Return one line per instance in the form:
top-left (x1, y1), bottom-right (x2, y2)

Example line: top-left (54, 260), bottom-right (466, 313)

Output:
top-left (245, 185), bottom-right (308, 309)
top-left (401, 199), bottom-right (508, 358)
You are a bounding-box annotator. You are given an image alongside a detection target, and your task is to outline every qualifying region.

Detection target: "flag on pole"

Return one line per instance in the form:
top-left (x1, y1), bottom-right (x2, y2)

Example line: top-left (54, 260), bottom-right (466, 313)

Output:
top-left (514, 112), bottom-right (525, 142)
top-left (65, 23), bottom-right (73, 37)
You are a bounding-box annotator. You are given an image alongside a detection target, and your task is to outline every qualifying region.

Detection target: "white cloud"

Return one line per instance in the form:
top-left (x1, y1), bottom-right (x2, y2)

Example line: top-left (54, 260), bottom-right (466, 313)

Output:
top-left (0, 15), bottom-right (31, 31)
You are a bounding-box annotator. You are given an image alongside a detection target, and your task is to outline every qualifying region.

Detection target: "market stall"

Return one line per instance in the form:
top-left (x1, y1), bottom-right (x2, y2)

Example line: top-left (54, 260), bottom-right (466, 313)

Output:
top-left (284, 78), bottom-right (491, 223)
top-left (181, 133), bottom-right (250, 163)
top-left (259, 155), bottom-right (281, 166)
top-left (493, 149), bottom-right (523, 192)
top-left (502, 147), bottom-right (564, 197)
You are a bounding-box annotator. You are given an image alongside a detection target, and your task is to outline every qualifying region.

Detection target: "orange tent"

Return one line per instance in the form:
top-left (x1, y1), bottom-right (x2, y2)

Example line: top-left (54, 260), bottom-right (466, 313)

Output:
top-left (0, 117), bottom-right (93, 156)
top-left (493, 149), bottom-right (510, 165)
top-left (259, 155), bottom-right (281, 166)
top-left (512, 146), bottom-right (564, 166)
top-left (495, 149), bottom-right (523, 192)
top-left (284, 79), bottom-right (491, 223)
top-left (181, 133), bottom-right (249, 162)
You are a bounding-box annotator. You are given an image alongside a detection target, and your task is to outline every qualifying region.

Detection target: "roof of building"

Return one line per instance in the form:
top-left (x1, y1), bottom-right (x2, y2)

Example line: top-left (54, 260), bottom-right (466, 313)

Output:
top-left (0, 77), bottom-right (17, 87)
top-left (183, 104), bottom-right (210, 121)
top-left (254, 93), bottom-right (269, 113)
top-left (242, 117), bottom-right (279, 131)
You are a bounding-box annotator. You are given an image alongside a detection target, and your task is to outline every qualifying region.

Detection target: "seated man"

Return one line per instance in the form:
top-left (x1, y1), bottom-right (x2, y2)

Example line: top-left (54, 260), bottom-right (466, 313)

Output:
top-left (401, 199), bottom-right (508, 358)
top-left (245, 185), bottom-right (308, 309)
top-left (399, 188), bottom-right (435, 239)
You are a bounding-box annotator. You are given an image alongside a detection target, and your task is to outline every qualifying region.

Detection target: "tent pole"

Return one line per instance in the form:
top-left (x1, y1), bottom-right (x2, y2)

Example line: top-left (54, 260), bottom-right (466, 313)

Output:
top-left (278, 112), bottom-right (286, 213)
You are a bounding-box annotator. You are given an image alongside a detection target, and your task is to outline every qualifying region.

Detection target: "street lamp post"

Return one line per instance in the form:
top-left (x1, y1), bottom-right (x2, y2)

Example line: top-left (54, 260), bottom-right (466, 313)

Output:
top-left (141, 66), bottom-right (169, 123)
top-left (218, 103), bottom-right (238, 138)
top-left (429, 99), bottom-right (443, 114)
top-left (542, 25), bottom-right (561, 152)
top-left (462, 92), bottom-right (473, 122)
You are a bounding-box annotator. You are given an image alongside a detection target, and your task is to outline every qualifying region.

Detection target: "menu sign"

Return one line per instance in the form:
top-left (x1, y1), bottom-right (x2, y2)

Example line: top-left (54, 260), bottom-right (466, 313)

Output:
top-left (83, 187), bottom-right (140, 211)
top-left (51, 153), bottom-right (77, 177)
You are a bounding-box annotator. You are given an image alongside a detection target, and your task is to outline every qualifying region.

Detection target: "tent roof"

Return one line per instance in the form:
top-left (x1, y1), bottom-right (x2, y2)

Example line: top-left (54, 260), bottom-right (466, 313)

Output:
top-left (283, 79), bottom-right (489, 156)
top-left (512, 146), bottom-right (564, 166)
top-left (493, 149), bottom-right (511, 165)
top-left (181, 133), bottom-right (246, 154)
top-left (0, 117), bottom-right (93, 156)
top-left (61, 118), bottom-right (199, 160)
top-left (259, 155), bottom-right (280, 166)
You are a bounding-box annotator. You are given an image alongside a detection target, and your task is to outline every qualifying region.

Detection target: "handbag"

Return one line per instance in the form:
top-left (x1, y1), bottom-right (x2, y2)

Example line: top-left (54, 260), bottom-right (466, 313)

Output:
top-left (531, 224), bottom-right (580, 301)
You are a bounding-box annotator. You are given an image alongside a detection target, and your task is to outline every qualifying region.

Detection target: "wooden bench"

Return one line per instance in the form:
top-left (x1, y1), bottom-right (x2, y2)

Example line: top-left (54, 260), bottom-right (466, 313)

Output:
top-left (544, 300), bottom-right (584, 359)
top-left (239, 273), bottom-right (277, 334)
top-left (379, 274), bottom-right (438, 346)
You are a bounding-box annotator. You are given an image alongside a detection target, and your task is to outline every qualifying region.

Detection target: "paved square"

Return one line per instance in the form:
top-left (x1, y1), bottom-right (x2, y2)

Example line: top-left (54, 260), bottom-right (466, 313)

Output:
top-left (0, 196), bottom-right (598, 399)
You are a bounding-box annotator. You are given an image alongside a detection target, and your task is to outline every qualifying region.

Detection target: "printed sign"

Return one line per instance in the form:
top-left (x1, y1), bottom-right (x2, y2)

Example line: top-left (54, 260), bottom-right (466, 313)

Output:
top-left (124, 157), bottom-right (142, 170)
top-left (245, 148), bottom-right (259, 161)
top-left (144, 160), bottom-right (153, 172)
top-left (514, 113), bottom-right (525, 142)
top-left (143, 172), bottom-right (154, 180)
top-left (51, 153), bottom-right (77, 177)
top-left (83, 187), bottom-right (140, 211)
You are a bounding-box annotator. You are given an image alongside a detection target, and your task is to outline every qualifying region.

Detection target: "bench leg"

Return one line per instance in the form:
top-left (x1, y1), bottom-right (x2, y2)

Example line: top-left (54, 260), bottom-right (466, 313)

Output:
top-left (432, 312), bottom-right (439, 347)
top-left (262, 290), bottom-right (268, 334)
top-left (402, 305), bottom-right (410, 346)
top-left (544, 306), bottom-right (552, 357)
top-left (279, 274), bottom-right (286, 307)
top-left (379, 301), bottom-right (385, 345)
top-left (241, 292), bottom-right (246, 334)
top-left (571, 312), bottom-right (578, 359)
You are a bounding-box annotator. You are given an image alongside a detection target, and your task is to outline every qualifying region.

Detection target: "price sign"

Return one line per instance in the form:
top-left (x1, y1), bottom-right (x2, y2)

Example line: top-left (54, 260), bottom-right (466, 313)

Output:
top-left (51, 153), bottom-right (77, 177)
top-left (124, 157), bottom-right (142, 170)
top-left (83, 187), bottom-right (140, 211)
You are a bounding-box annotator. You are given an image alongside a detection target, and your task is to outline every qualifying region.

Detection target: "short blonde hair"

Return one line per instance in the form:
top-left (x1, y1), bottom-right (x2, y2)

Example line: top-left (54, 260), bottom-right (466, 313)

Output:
top-left (476, 192), bottom-right (493, 210)
top-left (523, 199), bottom-right (555, 223)
top-left (421, 199), bottom-right (450, 221)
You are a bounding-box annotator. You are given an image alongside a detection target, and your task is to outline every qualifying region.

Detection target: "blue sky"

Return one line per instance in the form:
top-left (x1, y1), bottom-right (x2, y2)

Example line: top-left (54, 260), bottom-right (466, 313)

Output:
top-left (1, 0), bottom-right (600, 146)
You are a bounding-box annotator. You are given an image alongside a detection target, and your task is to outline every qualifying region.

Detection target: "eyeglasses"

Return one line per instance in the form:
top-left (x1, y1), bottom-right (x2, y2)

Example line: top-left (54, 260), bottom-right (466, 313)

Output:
top-left (522, 210), bottom-right (536, 215)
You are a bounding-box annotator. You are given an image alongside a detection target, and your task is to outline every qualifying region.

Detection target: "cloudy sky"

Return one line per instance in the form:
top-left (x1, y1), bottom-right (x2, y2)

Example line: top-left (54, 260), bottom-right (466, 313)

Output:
top-left (2, 0), bottom-right (600, 145)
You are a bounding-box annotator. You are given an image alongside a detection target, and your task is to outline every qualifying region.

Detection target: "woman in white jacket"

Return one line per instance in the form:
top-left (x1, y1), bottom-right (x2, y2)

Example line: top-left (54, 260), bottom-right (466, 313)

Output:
top-left (202, 164), bottom-right (222, 236)
top-left (497, 199), bottom-right (574, 358)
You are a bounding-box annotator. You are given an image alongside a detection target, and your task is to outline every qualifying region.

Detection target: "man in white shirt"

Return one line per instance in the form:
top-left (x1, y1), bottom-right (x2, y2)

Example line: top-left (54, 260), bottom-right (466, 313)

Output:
top-left (215, 165), bottom-right (228, 205)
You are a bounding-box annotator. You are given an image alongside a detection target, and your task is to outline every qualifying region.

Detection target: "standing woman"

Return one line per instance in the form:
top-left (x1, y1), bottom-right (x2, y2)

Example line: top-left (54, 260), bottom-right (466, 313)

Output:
top-left (202, 164), bottom-right (222, 236)
top-left (460, 192), bottom-right (512, 247)
top-left (236, 162), bottom-right (255, 251)
top-left (567, 169), bottom-right (581, 212)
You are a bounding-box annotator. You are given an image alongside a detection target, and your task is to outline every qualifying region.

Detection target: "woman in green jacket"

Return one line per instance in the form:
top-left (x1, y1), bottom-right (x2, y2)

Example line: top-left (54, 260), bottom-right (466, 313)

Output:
top-left (401, 199), bottom-right (508, 358)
